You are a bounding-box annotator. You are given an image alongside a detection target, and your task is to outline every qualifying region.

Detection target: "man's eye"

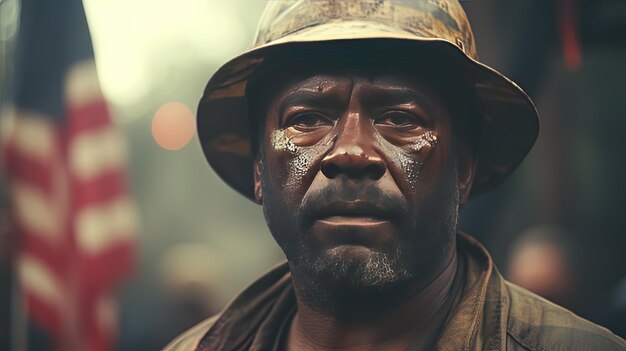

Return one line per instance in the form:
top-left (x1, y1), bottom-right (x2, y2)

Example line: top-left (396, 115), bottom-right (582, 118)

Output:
top-left (375, 111), bottom-right (421, 127)
top-left (287, 113), bottom-right (332, 130)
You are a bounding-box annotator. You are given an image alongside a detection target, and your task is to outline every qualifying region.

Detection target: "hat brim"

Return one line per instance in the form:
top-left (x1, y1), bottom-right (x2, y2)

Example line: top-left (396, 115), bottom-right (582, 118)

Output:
top-left (197, 32), bottom-right (539, 202)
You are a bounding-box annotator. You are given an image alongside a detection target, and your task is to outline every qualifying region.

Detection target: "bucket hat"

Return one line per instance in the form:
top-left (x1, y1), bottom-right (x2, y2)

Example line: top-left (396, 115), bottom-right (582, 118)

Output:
top-left (197, 0), bottom-right (539, 200)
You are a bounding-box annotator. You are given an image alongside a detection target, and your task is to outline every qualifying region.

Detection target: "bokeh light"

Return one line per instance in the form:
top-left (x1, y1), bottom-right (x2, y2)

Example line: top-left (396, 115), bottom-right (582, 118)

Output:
top-left (151, 102), bottom-right (195, 151)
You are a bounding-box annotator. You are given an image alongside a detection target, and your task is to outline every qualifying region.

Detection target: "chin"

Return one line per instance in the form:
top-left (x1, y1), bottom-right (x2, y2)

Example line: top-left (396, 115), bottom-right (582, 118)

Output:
top-left (297, 245), bottom-right (412, 290)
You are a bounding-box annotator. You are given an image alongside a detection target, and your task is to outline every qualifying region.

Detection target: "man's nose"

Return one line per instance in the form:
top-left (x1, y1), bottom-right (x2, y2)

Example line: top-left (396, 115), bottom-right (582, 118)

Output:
top-left (320, 116), bottom-right (386, 180)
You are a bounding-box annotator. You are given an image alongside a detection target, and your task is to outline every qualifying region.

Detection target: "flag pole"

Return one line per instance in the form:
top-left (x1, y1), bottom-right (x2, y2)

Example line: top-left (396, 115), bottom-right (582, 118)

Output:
top-left (1, 0), bottom-right (27, 350)
top-left (10, 272), bottom-right (28, 351)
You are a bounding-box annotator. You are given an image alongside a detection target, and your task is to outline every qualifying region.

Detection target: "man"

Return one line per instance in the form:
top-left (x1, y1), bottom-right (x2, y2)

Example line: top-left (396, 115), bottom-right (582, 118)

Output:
top-left (165, 1), bottom-right (626, 350)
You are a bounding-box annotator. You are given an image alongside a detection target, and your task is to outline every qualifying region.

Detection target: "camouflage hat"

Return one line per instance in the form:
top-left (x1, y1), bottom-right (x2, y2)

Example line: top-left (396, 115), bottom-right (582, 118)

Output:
top-left (197, 0), bottom-right (539, 200)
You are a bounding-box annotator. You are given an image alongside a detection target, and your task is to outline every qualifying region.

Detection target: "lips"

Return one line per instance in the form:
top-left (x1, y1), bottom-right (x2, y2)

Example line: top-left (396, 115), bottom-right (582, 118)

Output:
top-left (300, 182), bottom-right (407, 229)
top-left (310, 200), bottom-right (396, 248)
top-left (314, 201), bottom-right (392, 222)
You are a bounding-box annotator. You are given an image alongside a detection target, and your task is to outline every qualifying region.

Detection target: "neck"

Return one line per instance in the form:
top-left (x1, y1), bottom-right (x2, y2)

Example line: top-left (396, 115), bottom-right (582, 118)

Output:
top-left (287, 246), bottom-right (461, 351)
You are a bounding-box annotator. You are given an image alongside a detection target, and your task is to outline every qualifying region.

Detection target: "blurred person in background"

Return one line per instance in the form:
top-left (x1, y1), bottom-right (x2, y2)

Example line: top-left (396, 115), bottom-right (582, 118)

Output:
top-left (163, 1), bottom-right (626, 350)
top-left (159, 244), bottom-right (222, 331)
top-left (118, 244), bottom-right (223, 350)
top-left (506, 225), bottom-right (580, 310)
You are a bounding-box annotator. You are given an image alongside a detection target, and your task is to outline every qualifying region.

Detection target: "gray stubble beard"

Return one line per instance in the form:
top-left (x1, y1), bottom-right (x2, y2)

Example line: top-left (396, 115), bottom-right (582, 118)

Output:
top-left (288, 242), bottom-right (417, 315)
top-left (297, 244), bottom-right (411, 290)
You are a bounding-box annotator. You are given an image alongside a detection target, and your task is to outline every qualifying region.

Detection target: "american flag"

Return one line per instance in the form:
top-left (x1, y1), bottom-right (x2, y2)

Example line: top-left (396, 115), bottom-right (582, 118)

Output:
top-left (1, 0), bottom-right (138, 350)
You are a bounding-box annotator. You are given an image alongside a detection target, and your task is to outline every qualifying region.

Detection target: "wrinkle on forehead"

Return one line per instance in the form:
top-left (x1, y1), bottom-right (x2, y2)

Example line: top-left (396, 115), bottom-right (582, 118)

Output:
top-left (276, 75), bottom-right (358, 119)
top-left (270, 60), bottom-right (441, 100)
top-left (278, 72), bottom-right (435, 112)
top-left (285, 74), bottom-right (349, 95)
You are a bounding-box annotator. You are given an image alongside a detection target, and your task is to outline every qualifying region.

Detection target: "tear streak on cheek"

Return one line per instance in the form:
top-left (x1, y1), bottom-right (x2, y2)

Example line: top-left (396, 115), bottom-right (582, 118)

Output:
top-left (271, 129), bottom-right (297, 153)
top-left (409, 131), bottom-right (438, 153)
top-left (270, 129), bottom-right (324, 192)
top-left (384, 131), bottom-right (439, 190)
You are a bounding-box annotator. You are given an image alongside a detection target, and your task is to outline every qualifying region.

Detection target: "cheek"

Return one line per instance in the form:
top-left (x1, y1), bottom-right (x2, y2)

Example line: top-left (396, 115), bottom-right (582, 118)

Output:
top-left (268, 129), bottom-right (331, 196)
top-left (379, 131), bottom-right (438, 191)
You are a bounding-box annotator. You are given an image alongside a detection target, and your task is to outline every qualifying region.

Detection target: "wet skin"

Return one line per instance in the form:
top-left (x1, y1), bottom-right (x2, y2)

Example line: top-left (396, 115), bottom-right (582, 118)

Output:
top-left (252, 65), bottom-right (475, 349)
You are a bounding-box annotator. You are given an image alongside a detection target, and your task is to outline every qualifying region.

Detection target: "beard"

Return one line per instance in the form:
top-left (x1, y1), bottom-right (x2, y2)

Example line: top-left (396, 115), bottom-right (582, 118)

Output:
top-left (294, 244), bottom-right (410, 291)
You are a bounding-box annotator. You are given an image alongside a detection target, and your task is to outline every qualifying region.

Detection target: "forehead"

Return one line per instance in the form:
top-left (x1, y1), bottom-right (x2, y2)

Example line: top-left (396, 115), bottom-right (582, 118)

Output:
top-left (281, 71), bottom-right (433, 92)
top-left (263, 62), bottom-right (445, 105)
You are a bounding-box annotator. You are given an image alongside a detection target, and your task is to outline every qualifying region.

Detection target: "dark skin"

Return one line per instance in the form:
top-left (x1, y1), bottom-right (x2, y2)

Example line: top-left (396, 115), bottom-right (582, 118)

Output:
top-left (252, 65), bottom-right (475, 350)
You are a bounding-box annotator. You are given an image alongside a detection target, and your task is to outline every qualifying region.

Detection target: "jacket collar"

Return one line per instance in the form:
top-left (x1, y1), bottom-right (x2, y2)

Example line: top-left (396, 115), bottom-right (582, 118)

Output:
top-left (435, 233), bottom-right (508, 351)
top-left (197, 233), bottom-right (508, 351)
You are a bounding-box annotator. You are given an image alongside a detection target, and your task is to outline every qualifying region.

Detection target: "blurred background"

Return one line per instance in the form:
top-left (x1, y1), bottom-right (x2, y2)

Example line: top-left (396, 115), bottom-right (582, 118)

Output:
top-left (0, 0), bottom-right (625, 350)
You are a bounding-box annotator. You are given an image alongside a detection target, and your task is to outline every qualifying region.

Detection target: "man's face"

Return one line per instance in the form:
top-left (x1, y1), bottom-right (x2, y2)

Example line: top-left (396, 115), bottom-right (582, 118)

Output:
top-left (253, 65), bottom-right (473, 298)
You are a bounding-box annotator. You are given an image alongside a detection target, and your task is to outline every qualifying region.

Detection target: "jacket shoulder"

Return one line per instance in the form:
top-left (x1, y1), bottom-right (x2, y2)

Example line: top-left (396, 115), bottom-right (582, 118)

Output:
top-left (505, 282), bottom-right (626, 351)
top-left (162, 315), bottom-right (219, 351)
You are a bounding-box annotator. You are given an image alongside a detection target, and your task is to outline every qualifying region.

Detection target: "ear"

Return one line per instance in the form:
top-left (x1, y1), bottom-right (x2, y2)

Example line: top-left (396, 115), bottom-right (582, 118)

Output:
top-left (253, 156), bottom-right (263, 204)
top-left (456, 146), bottom-right (475, 207)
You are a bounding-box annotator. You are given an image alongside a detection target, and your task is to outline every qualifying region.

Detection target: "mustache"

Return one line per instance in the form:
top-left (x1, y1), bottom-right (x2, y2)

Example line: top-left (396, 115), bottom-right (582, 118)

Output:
top-left (299, 180), bottom-right (408, 225)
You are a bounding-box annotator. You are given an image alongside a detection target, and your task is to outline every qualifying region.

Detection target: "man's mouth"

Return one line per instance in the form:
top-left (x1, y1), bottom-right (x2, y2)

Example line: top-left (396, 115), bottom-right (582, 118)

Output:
top-left (315, 201), bottom-right (391, 225)
top-left (318, 216), bottom-right (388, 225)
top-left (307, 199), bottom-right (399, 247)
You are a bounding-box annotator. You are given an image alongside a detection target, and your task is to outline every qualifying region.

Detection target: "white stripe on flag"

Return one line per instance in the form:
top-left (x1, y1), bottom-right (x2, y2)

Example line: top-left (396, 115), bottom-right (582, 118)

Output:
top-left (69, 126), bottom-right (127, 180)
top-left (19, 254), bottom-right (63, 306)
top-left (4, 112), bottom-right (56, 162)
top-left (12, 181), bottom-right (64, 243)
top-left (64, 60), bottom-right (103, 106)
top-left (75, 196), bottom-right (138, 254)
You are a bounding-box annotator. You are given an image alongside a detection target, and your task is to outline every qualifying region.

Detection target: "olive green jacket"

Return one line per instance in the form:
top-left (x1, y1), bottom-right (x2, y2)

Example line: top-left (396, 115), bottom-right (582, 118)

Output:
top-left (164, 234), bottom-right (626, 350)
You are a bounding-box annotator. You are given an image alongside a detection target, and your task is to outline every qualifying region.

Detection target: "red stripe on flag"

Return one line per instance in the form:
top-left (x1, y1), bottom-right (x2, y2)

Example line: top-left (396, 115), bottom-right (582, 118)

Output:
top-left (72, 170), bottom-right (128, 207)
top-left (79, 244), bottom-right (134, 294)
top-left (20, 235), bottom-right (66, 275)
top-left (3, 145), bottom-right (61, 197)
top-left (67, 100), bottom-right (113, 134)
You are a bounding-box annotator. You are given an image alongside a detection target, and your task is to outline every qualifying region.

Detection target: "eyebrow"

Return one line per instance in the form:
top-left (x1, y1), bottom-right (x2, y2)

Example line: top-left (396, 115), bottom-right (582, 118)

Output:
top-left (277, 88), bottom-right (345, 121)
top-left (359, 85), bottom-right (433, 111)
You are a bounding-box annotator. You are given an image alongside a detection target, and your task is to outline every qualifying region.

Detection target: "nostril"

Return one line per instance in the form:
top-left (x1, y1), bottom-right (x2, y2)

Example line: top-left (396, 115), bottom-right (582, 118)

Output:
top-left (364, 163), bottom-right (385, 180)
top-left (321, 162), bottom-right (341, 179)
